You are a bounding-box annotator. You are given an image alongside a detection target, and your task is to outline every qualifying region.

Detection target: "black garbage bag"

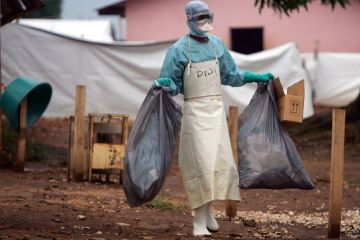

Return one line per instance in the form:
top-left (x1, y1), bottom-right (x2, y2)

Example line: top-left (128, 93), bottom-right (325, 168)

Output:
top-left (123, 87), bottom-right (182, 207)
top-left (237, 81), bottom-right (315, 190)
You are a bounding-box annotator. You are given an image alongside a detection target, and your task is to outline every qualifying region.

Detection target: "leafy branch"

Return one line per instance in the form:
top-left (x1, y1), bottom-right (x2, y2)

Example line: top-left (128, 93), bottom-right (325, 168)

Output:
top-left (255, 0), bottom-right (358, 16)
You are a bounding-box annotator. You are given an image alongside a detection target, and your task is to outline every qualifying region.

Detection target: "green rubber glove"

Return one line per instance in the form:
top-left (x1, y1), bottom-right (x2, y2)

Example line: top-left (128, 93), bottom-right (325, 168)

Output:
top-left (153, 77), bottom-right (178, 96)
top-left (243, 72), bottom-right (274, 83)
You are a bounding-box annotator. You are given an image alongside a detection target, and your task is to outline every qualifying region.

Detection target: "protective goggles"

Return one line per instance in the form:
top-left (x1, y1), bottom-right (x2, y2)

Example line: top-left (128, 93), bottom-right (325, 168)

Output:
top-left (195, 18), bottom-right (213, 27)
top-left (187, 12), bottom-right (214, 23)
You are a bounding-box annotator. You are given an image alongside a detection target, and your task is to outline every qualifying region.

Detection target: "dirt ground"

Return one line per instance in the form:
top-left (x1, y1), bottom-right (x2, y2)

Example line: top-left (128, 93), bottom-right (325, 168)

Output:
top-left (0, 117), bottom-right (359, 240)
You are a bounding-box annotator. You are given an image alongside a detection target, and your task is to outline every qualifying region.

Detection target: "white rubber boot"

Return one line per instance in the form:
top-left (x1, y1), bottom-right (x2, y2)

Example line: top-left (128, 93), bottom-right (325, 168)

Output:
top-left (206, 202), bottom-right (219, 232)
top-left (193, 204), bottom-right (212, 237)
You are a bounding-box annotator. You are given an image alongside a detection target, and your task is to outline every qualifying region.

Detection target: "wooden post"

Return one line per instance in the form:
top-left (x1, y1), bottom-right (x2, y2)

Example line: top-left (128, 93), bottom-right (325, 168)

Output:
top-left (119, 116), bottom-right (129, 184)
top-left (0, 109), bottom-right (2, 151)
top-left (73, 85), bottom-right (86, 181)
top-left (0, 5), bottom-right (3, 151)
top-left (226, 106), bottom-right (239, 218)
top-left (67, 116), bottom-right (73, 181)
top-left (14, 98), bottom-right (27, 172)
top-left (88, 114), bottom-right (94, 181)
top-left (328, 109), bottom-right (346, 238)
top-left (122, 116), bottom-right (129, 146)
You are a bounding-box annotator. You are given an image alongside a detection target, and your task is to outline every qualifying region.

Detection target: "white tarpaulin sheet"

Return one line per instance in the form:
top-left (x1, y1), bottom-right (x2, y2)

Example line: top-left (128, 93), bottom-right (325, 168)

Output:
top-left (18, 19), bottom-right (114, 43)
top-left (1, 24), bottom-right (314, 118)
top-left (302, 52), bottom-right (360, 107)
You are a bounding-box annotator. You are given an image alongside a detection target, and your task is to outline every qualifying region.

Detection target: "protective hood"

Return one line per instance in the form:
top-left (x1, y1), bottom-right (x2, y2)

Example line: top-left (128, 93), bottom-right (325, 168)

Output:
top-left (185, 0), bottom-right (213, 37)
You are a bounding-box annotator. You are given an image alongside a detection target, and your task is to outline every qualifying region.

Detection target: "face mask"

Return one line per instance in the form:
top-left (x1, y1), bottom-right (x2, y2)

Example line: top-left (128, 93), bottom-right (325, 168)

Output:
top-left (185, 1), bottom-right (214, 37)
top-left (195, 18), bottom-right (213, 32)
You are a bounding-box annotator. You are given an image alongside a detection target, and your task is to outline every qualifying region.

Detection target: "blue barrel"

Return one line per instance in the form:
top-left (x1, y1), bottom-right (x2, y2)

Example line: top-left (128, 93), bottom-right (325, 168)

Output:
top-left (0, 77), bottom-right (52, 130)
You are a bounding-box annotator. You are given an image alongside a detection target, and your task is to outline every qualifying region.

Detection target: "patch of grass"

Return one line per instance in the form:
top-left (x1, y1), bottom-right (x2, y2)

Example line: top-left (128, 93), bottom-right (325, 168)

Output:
top-left (2, 120), bottom-right (45, 162)
top-left (2, 121), bottom-right (17, 157)
top-left (146, 196), bottom-right (175, 210)
top-left (2, 121), bottom-right (17, 146)
top-left (26, 140), bottom-right (45, 161)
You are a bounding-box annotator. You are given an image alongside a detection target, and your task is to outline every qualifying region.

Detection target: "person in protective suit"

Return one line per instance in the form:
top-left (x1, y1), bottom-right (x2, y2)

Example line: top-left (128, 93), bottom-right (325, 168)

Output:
top-left (154, 0), bottom-right (274, 237)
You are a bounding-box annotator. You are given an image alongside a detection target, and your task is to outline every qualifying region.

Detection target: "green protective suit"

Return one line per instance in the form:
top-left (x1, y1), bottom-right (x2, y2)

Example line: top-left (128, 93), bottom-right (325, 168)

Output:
top-left (154, 34), bottom-right (273, 96)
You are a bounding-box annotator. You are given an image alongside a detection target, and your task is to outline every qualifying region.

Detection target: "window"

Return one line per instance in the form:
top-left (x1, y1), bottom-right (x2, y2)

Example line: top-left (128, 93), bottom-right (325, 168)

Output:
top-left (231, 27), bottom-right (263, 54)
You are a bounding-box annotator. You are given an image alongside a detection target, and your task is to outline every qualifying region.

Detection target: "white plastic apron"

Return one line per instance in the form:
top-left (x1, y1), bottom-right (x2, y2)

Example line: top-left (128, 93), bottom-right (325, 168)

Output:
top-left (178, 37), bottom-right (240, 209)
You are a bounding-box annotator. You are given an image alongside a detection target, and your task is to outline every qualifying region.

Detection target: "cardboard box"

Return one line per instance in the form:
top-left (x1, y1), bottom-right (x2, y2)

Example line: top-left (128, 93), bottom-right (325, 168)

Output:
top-left (273, 78), bottom-right (304, 123)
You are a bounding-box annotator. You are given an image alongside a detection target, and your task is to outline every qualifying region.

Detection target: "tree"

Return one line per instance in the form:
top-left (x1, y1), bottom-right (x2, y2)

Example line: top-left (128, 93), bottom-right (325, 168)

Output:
top-left (23, 0), bottom-right (62, 19)
top-left (258, 0), bottom-right (360, 142)
top-left (255, 0), bottom-right (359, 16)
